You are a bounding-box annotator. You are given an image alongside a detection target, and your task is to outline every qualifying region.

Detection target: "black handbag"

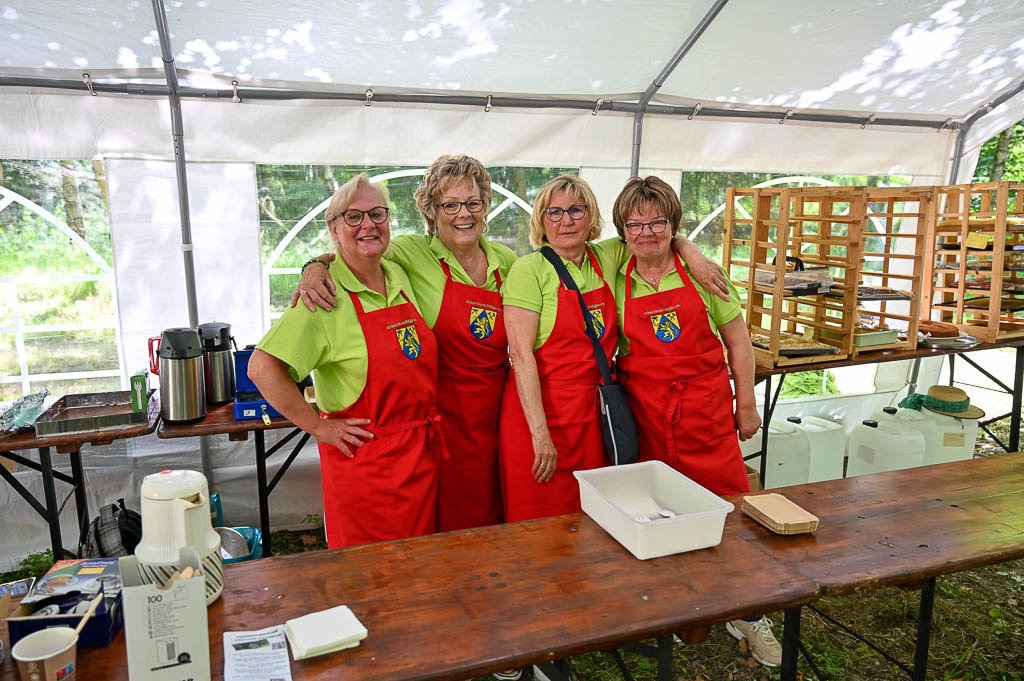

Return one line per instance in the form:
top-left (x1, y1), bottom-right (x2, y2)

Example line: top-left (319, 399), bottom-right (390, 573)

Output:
top-left (540, 247), bottom-right (639, 465)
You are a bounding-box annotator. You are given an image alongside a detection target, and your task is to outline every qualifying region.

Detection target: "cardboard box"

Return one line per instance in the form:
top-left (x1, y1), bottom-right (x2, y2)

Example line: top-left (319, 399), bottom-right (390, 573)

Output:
top-left (119, 551), bottom-right (210, 681)
top-left (4, 558), bottom-right (124, 648)
top-left (746, 464), bottom-right (763, 492)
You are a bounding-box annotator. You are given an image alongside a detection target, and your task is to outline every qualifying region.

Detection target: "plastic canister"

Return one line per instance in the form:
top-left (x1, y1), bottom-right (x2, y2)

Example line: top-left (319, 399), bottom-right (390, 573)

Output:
top-left (920, 409), bottom-right (978, 465)
top-left (847, 419), bottom-right (926, 478)
top-left (745, 421), bottom-right (810, 489)
top-left (786, 416), bottom-right (845, 483)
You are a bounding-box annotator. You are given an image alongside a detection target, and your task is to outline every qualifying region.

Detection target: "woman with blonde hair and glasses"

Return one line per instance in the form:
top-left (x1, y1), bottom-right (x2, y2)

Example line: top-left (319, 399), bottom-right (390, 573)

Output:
top-left (294, 155), bottom-right (516, 532)
top-left (250, 172), bottom-right (444, 548)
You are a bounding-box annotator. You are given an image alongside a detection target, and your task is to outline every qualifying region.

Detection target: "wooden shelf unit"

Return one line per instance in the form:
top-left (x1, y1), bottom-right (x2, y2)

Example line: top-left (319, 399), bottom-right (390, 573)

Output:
top-left (724, 186), bottom-right (863, 368)
top-left (849, 186), bottom-right (932, 356)
top-left (922, 182), bottom-right (1024, 342)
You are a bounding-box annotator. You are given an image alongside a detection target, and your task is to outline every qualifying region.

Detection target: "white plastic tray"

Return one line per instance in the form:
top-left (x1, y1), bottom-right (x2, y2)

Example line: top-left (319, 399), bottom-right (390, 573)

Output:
top-left (574, 461), bottom-right (734, 560)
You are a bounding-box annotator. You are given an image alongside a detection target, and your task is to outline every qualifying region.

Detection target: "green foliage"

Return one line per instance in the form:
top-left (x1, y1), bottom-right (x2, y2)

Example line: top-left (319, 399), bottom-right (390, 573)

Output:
top-left (0, 550), bottom-right (54, 583)
top-left (256, 164), bottom-right (574, 315)
top-left (974, 121), bottom-right (1024, 183)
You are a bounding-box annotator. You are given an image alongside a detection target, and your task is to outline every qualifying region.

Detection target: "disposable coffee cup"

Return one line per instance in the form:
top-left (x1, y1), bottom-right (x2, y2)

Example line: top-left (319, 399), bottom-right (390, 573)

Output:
top-left (11, 626), bottom-right (78, 681)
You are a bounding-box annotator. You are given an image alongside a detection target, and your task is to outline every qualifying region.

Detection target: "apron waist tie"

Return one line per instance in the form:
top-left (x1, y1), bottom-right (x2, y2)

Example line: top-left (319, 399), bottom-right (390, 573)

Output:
top-left (665, 380), bottom-right (688, 462)
top-left (323, 411), bottom-right (449, 459)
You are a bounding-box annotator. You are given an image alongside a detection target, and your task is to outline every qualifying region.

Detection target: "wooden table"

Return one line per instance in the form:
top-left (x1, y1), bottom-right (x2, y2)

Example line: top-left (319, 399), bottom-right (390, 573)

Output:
top-left (157, 402), bottom-right (313, 556)
top-left (751, 337), bottom-right (1024, 483)
top-left (1, 514), bottom-right (818, 681)
top-left (0, 397), bottom-right (160, 559)
top-left (726, 452), bottom-right (1024, 680)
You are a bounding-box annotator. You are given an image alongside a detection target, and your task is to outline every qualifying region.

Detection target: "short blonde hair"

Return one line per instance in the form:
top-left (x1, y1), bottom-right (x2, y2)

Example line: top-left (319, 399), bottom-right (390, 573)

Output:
top-left (611, 176), bottom-right (682, 239)
top-left (529, 175), bottom-right (603, 249)
top-left (324, 172), bottom-right (390, 224)
top-left (413, 155), bottom-right (493, 236)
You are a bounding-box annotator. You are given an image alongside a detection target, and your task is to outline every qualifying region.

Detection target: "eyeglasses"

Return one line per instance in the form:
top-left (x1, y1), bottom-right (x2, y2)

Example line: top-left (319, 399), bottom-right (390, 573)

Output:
top-left (339, 206), bottom-right (390, 227)
top-left (543, 204), bottom-right (588, 222)
top-left (437, 200), bottom-right (485, 215)
top-left (624, 219), bottom-right (669, 236)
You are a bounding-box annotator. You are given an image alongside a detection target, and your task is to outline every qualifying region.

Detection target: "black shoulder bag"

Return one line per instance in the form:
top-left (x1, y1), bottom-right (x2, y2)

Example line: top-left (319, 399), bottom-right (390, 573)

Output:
top-left (540, 246), bottom-right (639, 465)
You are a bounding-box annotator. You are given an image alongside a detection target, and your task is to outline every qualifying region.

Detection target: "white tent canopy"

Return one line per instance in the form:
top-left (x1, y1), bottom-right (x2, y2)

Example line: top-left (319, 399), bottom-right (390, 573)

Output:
top-left (1, 0), bottom-right (1023, 564)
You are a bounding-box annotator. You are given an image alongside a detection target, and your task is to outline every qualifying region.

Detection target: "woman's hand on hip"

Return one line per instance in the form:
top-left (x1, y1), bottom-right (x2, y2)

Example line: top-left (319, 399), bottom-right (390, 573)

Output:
top-left (314, 417), bottom-right (374, 457)
top-left (291, 253), bottom-right (338, 311)
top-left (531, 433), bottom-right (558, 483)
top-left (735, 405), bottom-right (761, 441)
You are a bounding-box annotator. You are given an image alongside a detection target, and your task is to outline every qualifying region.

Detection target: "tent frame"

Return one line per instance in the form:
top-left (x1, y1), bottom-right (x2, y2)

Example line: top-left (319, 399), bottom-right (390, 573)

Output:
top-left (1, 0), bottom-right (1022, 321)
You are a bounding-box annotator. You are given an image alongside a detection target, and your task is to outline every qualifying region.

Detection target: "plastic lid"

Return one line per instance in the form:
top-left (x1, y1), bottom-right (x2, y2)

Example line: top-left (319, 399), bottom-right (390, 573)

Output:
top-left (883, 407), bottom-right (897, 415)
top-left (862, 419), bottom-right (879, 428)
top-left (786, 416), bottom-right (802, 424)
top-left (198, 322), bottom-right (233, 352)
top-left (141, 469), bottom-right (208, 500)
top-left (158, 328), bottom-right (202, 359)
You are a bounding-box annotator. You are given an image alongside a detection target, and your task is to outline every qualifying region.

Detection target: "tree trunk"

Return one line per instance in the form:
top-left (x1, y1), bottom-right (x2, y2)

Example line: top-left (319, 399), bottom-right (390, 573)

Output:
top-left (992, 128), bottom-right (1012, 182)
top-left (512, 167), bottom-right (530, 256)
top-left (0, 159), bottom-right (5, 186)
top-left (59, 160), bottom-right (86, 238)
top-left (91, 160), bottom-right (109, 209)
top-left (319, 165), bottom-right (339, 195)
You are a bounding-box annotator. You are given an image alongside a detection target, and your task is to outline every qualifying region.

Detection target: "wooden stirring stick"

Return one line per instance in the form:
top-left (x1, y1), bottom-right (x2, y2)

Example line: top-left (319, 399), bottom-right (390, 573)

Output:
top-left (73, 594), bottom-right (104, 637)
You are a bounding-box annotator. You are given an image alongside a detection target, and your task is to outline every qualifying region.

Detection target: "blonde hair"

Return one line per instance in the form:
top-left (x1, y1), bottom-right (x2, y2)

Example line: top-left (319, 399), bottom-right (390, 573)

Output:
top-left (413, 155), bottom-right (493, 236)
top-left (324, 172), bottom-right (390, 224)
top-left (529, 175), bottom-right (603, 249)
top-left (611, 176), bottom-right (682, 239)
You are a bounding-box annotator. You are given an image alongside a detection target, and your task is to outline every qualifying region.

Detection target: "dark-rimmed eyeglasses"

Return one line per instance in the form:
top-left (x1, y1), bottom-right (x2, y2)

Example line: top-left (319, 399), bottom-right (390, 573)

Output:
top-left (543, 204), bottom-right (587, 222)
top-left (624, 219), bottom-right (669, 236)
top-left (437, 200), bottom-right (485, 215)
top-left (339, 206), bottom-right (390, 227)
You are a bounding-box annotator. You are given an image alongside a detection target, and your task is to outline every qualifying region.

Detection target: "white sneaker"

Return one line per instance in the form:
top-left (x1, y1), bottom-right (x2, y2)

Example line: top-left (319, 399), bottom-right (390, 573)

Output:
top-left (492, 669), bottom-right (522, 681)
top-left (726, 616), bottom-right (782, 667)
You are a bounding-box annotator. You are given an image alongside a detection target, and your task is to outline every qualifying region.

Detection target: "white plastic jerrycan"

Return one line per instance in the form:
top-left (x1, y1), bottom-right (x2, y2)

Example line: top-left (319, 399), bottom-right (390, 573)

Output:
top-left (135, 469), bottom-right (223, 605)
top-left (847, 419), bottom-right (926, 478)
top-left (745, 420), bottom-right (810, 489)
top-left (785, 416), bottom-right (845, 483)
top-left (920, 409), bottom-right (979, 465)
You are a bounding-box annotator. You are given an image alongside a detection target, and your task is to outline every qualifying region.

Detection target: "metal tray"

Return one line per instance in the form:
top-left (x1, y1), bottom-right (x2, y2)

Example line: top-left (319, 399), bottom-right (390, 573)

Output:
top-left (919, 334), bottom-right (980, 349)
top-left (34, 390), bottom-right (155, 437)
top-left (751, 340), bottom-right (840, 357)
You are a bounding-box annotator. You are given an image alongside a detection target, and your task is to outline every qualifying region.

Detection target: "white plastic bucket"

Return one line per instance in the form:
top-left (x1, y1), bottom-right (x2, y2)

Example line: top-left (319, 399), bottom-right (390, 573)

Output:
top-left (744, 421), bottom-right (810, 489)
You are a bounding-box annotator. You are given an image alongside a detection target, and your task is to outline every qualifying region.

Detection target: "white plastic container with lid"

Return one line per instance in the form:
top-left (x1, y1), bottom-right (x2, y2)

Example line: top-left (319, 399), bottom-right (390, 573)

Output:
top-left (743, 420), bottom-right (810, 489)
top-left (920, 409), bottom-right (978, 465)
top-left (786, 416), bottom-right (845, 483)
top-left (847, 419), bottom-right (926, 477)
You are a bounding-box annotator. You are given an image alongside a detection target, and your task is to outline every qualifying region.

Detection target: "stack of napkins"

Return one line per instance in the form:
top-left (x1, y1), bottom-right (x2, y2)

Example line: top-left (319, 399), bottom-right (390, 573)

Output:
top-left (741, 493), bottom-right (819, 535)
top-left (283, 605), bottom-right (368, 660)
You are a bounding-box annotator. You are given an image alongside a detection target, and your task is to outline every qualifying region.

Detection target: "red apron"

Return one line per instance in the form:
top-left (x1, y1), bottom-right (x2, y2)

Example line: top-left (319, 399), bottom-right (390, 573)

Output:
top-left (318, 290), bottom-right (444, 548)
top-left (433, 260), bottom-right (507, 531)
top-left (616, 254), bottom-right (749, 495)
top-left (499, 246), bottom-right (616, 522)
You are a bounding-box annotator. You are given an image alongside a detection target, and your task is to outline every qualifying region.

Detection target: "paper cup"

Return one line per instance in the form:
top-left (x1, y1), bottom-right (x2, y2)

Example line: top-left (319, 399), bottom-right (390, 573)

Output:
top-left (11, 626), bottom-right (78, 681)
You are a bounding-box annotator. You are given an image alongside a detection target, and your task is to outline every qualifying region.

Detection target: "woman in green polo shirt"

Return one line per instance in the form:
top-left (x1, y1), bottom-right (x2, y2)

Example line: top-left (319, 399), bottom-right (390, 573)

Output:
top-left (249, 173), bottom-right (444, 549)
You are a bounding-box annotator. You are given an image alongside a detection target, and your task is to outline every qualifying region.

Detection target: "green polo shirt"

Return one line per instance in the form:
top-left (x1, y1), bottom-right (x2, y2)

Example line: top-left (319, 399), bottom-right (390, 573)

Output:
top-left (385, 235), bottom-right (517, 327)
top-left (256, 257), bottom-right (421, 413)
top-left (501, 238), bottom-right (629, 349)
top-left (614, 259), bottom-right (743, 356)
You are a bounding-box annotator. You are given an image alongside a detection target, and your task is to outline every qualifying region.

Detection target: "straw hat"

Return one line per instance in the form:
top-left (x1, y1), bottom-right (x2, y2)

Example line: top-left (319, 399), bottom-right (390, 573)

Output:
top-left (921, 386), bottom-right (985, 419)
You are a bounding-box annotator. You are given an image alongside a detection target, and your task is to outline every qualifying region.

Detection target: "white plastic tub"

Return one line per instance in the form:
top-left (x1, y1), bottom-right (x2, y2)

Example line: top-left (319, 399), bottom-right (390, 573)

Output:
top-left (574, 461), bottom-right (734, 560)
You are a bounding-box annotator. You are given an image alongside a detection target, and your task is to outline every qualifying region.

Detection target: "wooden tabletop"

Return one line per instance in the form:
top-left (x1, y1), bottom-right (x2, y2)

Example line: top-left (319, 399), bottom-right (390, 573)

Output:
top-left (0, 397), bottom-right (160, 454)
top-left (754, 336), bottom-right (1024, 379)
top-left (725, 453), bottom-right (1024, 596)
top-left (157, 401), bottom-right (298, 439)
top-left (1, 514), bottom-right (818, 681)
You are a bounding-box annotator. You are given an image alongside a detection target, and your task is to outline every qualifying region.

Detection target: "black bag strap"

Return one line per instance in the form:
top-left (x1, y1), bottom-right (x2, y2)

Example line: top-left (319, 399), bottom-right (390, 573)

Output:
top-left (539, 246), bottom-right (614, 386)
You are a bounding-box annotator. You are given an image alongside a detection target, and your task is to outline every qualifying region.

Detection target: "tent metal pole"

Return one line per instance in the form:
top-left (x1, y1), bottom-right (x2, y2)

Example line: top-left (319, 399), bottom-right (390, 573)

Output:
top-left (947, 77), bottom-right (1024, 182)
top-left (0, 76), bottom-right (956, 130)
top-left (151, 0), bottom-right (199, 329)
top-left (630, 0), bottom-right (731, 175)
